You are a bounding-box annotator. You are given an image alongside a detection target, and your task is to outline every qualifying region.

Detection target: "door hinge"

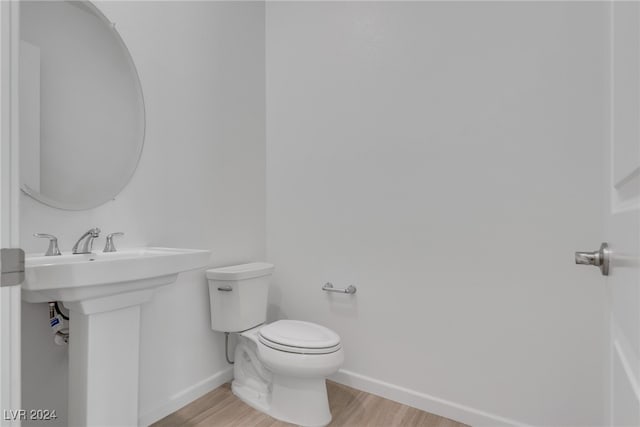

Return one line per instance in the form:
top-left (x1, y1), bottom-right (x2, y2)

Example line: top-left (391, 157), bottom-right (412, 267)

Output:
top-left (1, 248), bottom-right (25, 286)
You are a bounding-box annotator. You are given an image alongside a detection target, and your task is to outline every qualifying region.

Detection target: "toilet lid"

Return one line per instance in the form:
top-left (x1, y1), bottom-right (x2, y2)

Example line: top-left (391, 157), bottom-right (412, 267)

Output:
top-left (258, 320), bottom-right (341, 353)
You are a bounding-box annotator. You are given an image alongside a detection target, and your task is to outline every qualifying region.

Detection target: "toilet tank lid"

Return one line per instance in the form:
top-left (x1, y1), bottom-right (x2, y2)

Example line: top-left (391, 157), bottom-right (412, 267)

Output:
top-left (206, 262), bottom-right (274, 280)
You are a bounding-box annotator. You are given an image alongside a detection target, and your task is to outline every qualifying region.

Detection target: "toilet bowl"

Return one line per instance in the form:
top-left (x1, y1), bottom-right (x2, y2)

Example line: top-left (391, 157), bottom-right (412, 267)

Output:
top-left (207, 263), bottom-right (344, 427)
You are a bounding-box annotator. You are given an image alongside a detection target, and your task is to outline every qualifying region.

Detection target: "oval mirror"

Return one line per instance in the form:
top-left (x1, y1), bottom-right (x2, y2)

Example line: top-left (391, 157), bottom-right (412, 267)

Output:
top-left (19, 1), bottom-right (145, 210)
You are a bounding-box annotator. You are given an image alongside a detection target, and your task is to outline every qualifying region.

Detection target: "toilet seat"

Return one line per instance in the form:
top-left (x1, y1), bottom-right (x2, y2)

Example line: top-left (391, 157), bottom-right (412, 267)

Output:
top-left (259, 337), bottom-right (341, 354)
top-left (258, 320), bottom-right (341, 355)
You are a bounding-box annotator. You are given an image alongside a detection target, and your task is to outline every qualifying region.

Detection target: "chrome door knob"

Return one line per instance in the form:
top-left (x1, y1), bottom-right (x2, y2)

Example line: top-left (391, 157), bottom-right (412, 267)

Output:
top-left (575, 242), bottom-right (610, 276)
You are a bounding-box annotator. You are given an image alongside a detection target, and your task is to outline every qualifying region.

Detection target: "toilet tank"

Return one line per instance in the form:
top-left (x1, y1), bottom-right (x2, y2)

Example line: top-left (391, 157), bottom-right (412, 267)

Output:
top-left (206, 262), bottom-right (274, 333)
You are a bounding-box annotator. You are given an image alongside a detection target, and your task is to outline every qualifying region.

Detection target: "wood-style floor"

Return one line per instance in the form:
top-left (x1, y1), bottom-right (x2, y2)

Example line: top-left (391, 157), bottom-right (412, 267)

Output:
top-left (151, 381), bottom-right (468, 427)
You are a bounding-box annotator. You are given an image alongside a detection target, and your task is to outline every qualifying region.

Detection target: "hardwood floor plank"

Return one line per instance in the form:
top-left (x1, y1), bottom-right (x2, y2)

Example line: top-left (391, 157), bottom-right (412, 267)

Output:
top-left (152, 385), bottom-right (234, 427)
top-left (151, 380), bottom-right (468, 427)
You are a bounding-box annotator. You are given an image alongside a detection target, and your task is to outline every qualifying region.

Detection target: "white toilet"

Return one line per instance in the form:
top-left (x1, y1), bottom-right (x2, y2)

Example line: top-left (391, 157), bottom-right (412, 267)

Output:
top-left (207, 262), bottom-right (344, 427)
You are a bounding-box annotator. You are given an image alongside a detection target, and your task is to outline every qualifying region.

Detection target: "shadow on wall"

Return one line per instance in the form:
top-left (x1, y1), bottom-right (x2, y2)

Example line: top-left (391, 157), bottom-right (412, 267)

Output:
top-left (267, 281), bottom-right (359, 322)
top-left (267, 302), bottom-right (286, 323)
top-left (324, 292), bottom-right (358, 319)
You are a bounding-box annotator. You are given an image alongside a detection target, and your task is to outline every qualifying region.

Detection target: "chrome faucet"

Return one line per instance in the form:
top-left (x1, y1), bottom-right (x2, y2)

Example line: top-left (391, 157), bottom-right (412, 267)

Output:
top-left (72, 228), bottom-right (101, 254)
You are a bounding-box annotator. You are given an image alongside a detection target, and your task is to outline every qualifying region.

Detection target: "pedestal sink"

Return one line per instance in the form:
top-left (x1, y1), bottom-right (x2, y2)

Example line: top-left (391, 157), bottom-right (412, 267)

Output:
top-left (22, 247), bottom-right (211, 427)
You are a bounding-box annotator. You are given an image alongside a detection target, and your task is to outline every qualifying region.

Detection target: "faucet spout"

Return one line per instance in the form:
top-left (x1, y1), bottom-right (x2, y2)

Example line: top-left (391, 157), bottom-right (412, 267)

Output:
top-left (72, 228), bottom-right (101, 254)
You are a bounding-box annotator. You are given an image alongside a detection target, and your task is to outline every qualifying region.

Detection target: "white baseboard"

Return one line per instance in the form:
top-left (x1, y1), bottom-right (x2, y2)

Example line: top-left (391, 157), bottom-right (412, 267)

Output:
top-left (330, 369), bottom-right (530, 427)
top-left (138, 366), bottom-right (529, 427)
top-left (139, 367), bottom-right (234, 427)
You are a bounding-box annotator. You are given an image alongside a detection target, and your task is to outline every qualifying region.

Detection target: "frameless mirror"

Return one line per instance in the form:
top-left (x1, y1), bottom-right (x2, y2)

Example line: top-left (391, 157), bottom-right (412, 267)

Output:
top-left (19, 1), bottom-right (145, 210)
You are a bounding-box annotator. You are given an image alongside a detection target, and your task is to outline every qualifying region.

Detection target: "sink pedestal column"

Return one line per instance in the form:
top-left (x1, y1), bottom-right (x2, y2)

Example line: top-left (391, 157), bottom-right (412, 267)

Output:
top-left (65, 289), bottom-right (156, 427)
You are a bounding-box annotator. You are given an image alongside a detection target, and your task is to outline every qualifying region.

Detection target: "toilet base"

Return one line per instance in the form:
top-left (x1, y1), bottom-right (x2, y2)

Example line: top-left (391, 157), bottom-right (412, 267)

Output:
top-left (232, 375), bottom-right (332, 427)
top-left (231, 375), bottom-right (331, 427)
top-left (231, 379), bottom-right (270, 414)
top-left (269, 374), bottom-right (332, 427)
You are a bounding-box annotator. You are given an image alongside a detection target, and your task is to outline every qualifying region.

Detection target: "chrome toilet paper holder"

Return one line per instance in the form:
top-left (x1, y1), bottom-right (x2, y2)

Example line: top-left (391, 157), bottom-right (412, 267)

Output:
top-left (322, 282), bottom-right (357, 294)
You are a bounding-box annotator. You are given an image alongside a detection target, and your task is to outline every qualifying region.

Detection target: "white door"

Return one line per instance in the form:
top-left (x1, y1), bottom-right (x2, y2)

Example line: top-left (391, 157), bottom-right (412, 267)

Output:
top-left (0, 1), bottom-right (21, 426)
top-left (606, 1), bottom-right (640, 424)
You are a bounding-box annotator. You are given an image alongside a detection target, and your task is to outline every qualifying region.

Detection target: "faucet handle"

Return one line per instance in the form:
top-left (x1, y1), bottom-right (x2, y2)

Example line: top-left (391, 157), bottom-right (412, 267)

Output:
top-left (103, 232), bottom-right (124, 253)
top-left (33, 233), bottom-right (62, 256)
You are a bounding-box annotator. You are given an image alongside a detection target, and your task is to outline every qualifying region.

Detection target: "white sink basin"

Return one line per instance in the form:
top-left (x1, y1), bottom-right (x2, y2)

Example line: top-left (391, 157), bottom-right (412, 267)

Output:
top-left (22, 247), bottom-right (211, 304)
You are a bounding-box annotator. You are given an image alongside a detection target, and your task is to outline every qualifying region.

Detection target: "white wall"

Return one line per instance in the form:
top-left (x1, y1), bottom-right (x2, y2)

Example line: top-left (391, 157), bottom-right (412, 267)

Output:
top-left (20, 2), bottom-right (265, 426)
top-left (266, 2), bottom-right (607, 426)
